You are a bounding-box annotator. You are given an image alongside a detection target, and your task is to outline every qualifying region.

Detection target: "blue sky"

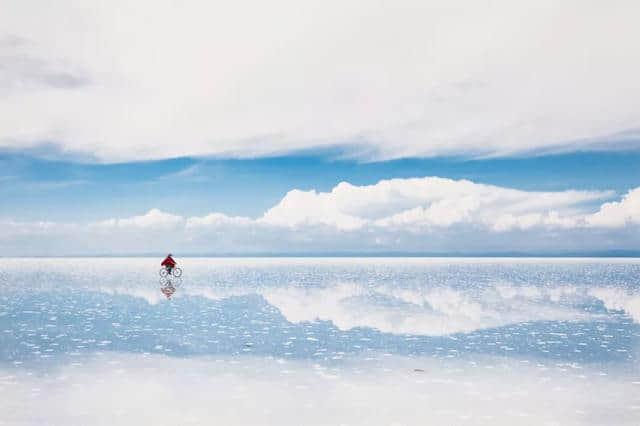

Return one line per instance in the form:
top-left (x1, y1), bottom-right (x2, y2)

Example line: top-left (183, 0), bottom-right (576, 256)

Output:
top-left (2, 150), bottom-right (640, 222)
top-left (1, 1), bottom-right (639, 255)
top-left (2, 148), bottom-right (640, 256)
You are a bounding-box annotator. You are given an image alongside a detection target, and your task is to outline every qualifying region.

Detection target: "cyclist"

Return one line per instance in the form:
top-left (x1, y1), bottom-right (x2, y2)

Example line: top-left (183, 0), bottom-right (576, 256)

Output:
top-left (161, 253), bottom-right (176, 275)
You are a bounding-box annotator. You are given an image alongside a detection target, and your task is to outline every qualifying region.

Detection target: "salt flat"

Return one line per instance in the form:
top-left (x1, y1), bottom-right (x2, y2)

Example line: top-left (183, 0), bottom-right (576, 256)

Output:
top-left (0, 257), bottom-right (639, 425)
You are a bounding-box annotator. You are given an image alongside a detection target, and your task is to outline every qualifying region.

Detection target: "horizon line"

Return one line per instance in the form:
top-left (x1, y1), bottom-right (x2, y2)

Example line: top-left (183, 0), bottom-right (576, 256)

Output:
top-left (3, 250), bottom-right (640, 259)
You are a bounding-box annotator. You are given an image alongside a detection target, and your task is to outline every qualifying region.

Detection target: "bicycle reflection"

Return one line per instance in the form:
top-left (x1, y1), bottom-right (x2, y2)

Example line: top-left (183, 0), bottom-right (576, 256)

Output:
top-left (159, 273), bottom-right (182, 300)
top-left (161, 283), bottom-right (176, 299)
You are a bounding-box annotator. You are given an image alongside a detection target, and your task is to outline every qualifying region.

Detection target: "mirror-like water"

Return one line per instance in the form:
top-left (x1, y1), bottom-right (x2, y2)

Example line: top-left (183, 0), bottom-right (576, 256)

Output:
top-left (1, 258), bottom-right (639, 425)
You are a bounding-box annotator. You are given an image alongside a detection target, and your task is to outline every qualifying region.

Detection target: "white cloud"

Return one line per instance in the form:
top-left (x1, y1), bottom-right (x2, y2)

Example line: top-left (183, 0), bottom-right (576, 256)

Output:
top-left (586, 188), bottom-right (640, 228)
top-left (186, 212), bottom-right (252, 228)
top-left (262, 177), bottom-right (614, 231)
top-left (109, 208), bottom-right (184, 229)
top-left (1, 1), bottom-right (640, 161)
top-left (260, 188), bottom-right (367, 231)
top-left (262, 177), bottom-right (615, 232)
top-left (2, 177), bottom-right (639, 255)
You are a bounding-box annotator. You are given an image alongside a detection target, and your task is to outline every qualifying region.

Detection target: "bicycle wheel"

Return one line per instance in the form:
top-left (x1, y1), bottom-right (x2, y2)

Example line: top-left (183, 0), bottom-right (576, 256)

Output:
top-left (159, 268), bottom-right (169, 277)
top-left (159, 276), bottom-right (169, 286)
top-left (172, 267), bottom-right (182, 278)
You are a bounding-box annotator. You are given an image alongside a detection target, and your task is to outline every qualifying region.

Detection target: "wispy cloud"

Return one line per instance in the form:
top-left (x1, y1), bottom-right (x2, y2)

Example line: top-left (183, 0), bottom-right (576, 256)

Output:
top-left (0, 35), bottom-right (89, 93)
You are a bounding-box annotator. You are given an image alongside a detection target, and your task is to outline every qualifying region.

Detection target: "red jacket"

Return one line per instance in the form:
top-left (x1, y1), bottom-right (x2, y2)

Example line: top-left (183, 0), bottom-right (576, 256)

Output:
top-left (161, 256), bottom-right (176, 267)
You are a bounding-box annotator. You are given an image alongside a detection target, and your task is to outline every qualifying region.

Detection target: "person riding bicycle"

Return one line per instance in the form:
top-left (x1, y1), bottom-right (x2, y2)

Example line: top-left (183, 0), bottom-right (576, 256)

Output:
top-left (161, 253), bottom-right (176, 274)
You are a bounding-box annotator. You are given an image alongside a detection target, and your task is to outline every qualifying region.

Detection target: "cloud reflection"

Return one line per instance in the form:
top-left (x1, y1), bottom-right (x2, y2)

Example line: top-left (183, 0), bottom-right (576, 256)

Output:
top-left (182, 283), bottom-right (611, 336)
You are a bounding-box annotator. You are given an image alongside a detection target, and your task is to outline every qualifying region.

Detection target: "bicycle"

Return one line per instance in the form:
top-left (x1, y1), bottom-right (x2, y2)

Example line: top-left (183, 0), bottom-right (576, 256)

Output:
top-left (159, 266), bottom-right (182, 278)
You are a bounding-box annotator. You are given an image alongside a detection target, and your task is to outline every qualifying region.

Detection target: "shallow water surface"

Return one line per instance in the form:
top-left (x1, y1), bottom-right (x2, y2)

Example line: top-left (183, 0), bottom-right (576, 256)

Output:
top-left (0, 257), bottom-right (639, 425)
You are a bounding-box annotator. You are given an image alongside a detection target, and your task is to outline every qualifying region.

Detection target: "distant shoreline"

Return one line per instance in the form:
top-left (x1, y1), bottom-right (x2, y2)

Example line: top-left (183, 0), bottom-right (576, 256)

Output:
top-left (3, 251), bottom-right (640, 258)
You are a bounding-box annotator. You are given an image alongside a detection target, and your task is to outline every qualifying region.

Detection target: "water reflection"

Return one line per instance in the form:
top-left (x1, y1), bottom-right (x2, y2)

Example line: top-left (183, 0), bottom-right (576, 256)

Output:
top-left (160, 283), bottom-right (176, 299)
top-left (1, 258), bottom-right (639, 425)
top-left (1, 286), bottom-right (637, 366)
top-left (159, 275), bottom-right (182, 299)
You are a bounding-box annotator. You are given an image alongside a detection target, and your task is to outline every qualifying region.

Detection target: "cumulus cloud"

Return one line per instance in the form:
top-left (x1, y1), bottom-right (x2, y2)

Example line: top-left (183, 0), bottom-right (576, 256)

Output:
top-left (1, 1), bottom-right (640, 161)
top-left (94, 208), bottom-right (184, 229)
top-left (259, 178), bottom-right (640, 235)
top-left (261, 188), bottom-right (368, 231)
top-left (186, 212), bottom-right (252, 228)
top-left (586, 188), bottom-right (640, 228)
top-left (2, 177), bottom-right (639, 255)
